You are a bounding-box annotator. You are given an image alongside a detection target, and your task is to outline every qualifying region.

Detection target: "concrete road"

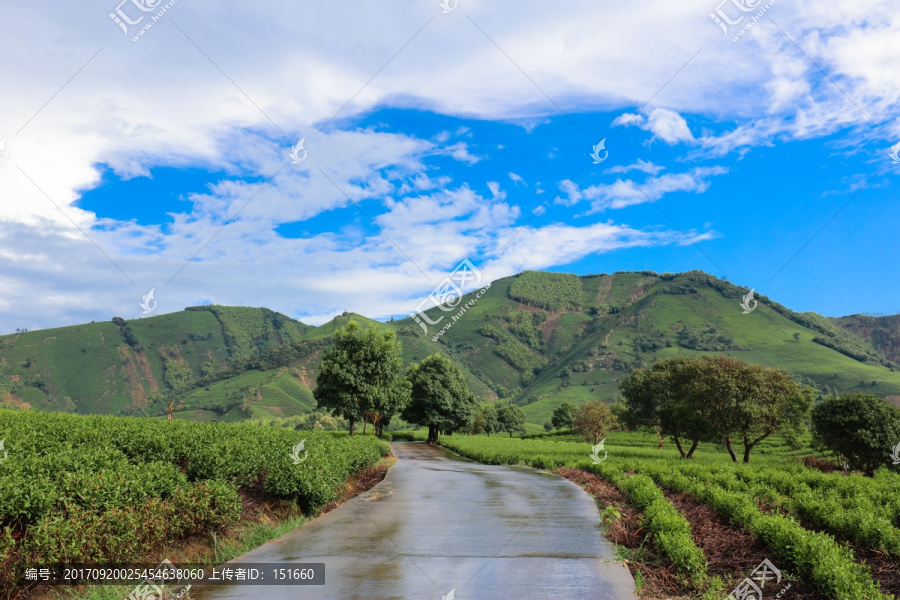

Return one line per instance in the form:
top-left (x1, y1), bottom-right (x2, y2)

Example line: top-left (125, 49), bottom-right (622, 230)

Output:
top-left (189, 442), bottom-right (637, 600)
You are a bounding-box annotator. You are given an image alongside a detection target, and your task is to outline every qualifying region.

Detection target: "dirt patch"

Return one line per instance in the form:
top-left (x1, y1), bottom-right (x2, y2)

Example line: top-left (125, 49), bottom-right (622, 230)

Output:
top-left (136, 350), bottom-right (160, 391)
top-left (628, 282), bottom-right (653, 302)
top-left (295, 365), bottom-right (312, 389)
top-left (539, 313), bottom-right (561, 344)
top-left (119, 345), bottom-right (149, 411)
top-left (0, 394), bottom-right (30, 410)
top-left (320, 455), bottom-right (395, 514)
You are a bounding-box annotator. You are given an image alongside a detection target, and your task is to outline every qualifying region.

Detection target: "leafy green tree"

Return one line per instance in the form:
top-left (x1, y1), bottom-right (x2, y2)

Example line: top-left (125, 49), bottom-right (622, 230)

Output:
top-left (572, 401), bottom-right (618, 444)
top-left (551, 401), bottom-right (575, 431)
top-left (543, 422), bottom-right (553, 432)
top-left (479, 404), bottom-right (499, 436)
top-left (472, 414), bottom-right (487, 435)
top-left (694, 356), bottom-right (814, 463)
top-left (620, 357), bottom-right (713, 459)
top-left (314, 320), bottom-right (410, 436)
top-left (402, 354), bottom-right (478, 443)
top-left (811, 393), bottom-right (900, 476)
top-left (497, 403), bottom-right (527, 438)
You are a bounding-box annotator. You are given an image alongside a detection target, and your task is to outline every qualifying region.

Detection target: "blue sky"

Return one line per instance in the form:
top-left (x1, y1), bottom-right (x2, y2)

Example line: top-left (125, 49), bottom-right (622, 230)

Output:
top-left (74, 106), bottom-right (899, 320)
top-left (0, 0), bottom-right (898, 330)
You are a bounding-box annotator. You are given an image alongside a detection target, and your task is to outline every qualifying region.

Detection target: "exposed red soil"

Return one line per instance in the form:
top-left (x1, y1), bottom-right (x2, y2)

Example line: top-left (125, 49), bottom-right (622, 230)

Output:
top-left (558, 467), bottom-right (828, 600)
top-left (557, 467), bottom-right (686, 598)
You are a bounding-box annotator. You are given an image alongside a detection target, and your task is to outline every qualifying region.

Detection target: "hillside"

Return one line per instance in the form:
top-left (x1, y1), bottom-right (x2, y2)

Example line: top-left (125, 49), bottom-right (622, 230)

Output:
top-left (0, 306), bottom-right (311, 417)
top-left (2, 270), bottom-right (900, 426)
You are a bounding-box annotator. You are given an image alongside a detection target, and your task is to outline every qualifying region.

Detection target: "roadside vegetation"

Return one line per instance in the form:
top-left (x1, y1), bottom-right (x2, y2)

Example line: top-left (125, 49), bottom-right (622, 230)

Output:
top-left (0, 409), bottom-right (389, 598)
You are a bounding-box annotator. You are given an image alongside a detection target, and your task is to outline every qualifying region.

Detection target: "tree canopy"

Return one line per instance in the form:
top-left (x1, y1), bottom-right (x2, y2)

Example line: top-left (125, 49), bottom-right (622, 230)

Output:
top-left (497, 403), bottom-right (527, 438)
top-left (402, 353), bottom-right (478, 443)
top-left (313, 320), bottom-right (410, 436)
top-left (621, 355), bottom-right (812, 462)
top-left (572, 400), bottom-right (618, 444)
top-left (811, 393), bottom-right (900, 476)
top-left (551, 401), bottom-right (575, 431)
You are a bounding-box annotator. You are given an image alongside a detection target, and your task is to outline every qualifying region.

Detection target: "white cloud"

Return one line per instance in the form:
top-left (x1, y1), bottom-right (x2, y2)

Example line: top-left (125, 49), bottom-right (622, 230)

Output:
top-left (508, 172), bottom-right (525, 185)
top-left (605, 159), bottom-right (665, 175)
top-left (557, 167), bottom-right (729, 213)
top-left (487, 181), bottom-right (506, 201)
top-left (612, 108), bottom-right (695, 144)
top-left (2, 0), bottom-right (899, 330)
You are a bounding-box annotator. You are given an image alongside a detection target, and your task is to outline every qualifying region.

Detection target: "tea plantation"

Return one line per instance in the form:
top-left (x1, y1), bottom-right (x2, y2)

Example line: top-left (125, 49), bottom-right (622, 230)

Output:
top-left (435, 431), bottom-right (900, 600)
top-left (0, 409), bottom-right (389, 596)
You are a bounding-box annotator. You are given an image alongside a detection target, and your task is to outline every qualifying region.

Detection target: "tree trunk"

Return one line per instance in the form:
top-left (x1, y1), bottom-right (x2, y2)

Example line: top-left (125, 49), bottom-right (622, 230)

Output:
top-left (673, 435), bottom-right (687, 459)
top-left (685, 438), bottom-right (699, 459)
top-left (509, 431), bottom-right (513, 438)
top-left (363, 420), bottom-right (367, 435)
top-left (656, 431), bottom-right (665, 451)
top-left (427, 424), bottom-right (438, 444)
top-left (725, 435), bottom-right (738, 462)
top-left (349, 417), bottom-right (355, 437)
top-left (743, 431), bottom-right (772, 463)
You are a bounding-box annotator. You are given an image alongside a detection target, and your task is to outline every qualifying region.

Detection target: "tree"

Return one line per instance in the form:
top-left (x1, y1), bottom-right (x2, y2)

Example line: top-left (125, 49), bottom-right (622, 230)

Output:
top-left (622, 356), bottom-right (813, 462)
top-left (811, 393), bottom-right (900, 476)
top-left (402, 353), bottom-right (478, 443)
top-left (314, 320), bottom-right (410, 436)
top-left (472, 414), bottom-right (487, 435)
top-left (479, 404), bottom-right (500, 436)
top-left (543, 422), bottom-right (553, 432)
top-left (497, 403), bottom-right (527, 438)
top-left (620, 357), bottom-right (712, 459)
top-left (694, 356), bottom-right (813, 463)
top-left (572, 401), bottom-right (618, 444)
top-left (551, 401), bottom-right (575, 431)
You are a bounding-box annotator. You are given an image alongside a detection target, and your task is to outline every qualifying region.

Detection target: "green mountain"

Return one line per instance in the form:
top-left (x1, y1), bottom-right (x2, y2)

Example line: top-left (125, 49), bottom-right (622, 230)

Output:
top-left (2, 270), bottom-right (900, 427)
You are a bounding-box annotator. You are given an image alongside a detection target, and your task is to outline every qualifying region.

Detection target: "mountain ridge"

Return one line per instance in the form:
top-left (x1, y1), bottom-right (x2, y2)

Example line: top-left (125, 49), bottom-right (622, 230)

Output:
top-left (2, 270), bottom-right (899, 429)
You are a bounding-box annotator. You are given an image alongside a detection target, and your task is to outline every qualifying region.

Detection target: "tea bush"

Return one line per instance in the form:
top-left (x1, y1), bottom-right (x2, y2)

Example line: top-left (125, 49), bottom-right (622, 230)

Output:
top-left (0, 409), bottom-right (389, 595)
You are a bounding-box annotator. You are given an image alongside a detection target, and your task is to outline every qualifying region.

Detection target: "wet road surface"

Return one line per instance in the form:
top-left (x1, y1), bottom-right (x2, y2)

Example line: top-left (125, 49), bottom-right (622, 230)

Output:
top-left (189, 442), bottom-right (637, 600)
